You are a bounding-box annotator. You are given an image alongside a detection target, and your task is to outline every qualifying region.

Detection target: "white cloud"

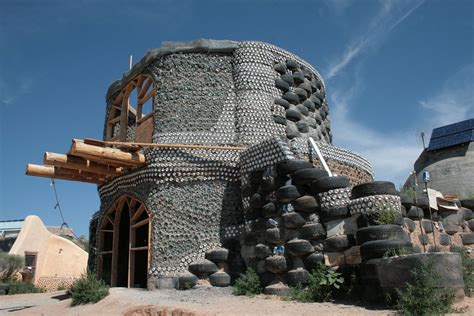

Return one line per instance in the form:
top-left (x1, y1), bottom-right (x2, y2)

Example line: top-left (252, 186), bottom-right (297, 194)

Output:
top-left (326, 0), bottom-right (425, 79)
top-left (0, 75), bottom-right (33, 107)
top-left (329, 82), bottom-right (421, 186)
top-left (323, 0), bottom-right (355, 15)
top-left (419, 64), bottom-right (474, 129)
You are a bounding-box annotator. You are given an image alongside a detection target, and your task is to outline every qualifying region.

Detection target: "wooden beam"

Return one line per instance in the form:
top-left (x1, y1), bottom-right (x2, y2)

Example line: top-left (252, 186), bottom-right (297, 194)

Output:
top-left (139, 89), bottom-right (154, 105)
top-left (70, 140), bottom-right (145, 166)
top-left (138, 78), bottom-right (153, 99)
top-left (130, 246), bottom-right (147, 251)
top-left (43, 152), bottom-right (122, 177)
top-left (131, 218), bottom-right (149, 229)
top-left (25, 164), bottom-right (103, 184)
top-left (82, 138), bottom-right (246, 151)
top-left (131, 204), bottom-right (145, 222)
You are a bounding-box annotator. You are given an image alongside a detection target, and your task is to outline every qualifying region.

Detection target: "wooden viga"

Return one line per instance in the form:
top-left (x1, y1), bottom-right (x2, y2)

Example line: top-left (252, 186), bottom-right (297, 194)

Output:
top-left (26, 139), bottom-right (245, 184)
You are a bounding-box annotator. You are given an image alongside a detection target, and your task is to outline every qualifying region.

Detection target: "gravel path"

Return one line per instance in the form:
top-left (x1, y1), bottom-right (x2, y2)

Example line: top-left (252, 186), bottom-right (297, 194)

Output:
top-left (0, 287), bottom-right (471, 316)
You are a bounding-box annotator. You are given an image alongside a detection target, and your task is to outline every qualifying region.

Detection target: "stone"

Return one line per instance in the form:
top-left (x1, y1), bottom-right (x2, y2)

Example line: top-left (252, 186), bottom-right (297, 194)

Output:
top-left (324, 252), bottom-right (345, 267)
top-left (323, 214), bottom-right (359, 238)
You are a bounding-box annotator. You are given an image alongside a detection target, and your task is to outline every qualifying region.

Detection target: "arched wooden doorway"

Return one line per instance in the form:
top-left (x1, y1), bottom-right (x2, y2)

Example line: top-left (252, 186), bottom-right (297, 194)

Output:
top-left (97, 196), bottom-right (150, 288)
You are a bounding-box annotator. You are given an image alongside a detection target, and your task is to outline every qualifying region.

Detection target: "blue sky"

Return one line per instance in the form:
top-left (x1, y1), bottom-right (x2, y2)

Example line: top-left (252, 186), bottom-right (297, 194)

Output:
top-left (1, 0), bottom-right (473, 237)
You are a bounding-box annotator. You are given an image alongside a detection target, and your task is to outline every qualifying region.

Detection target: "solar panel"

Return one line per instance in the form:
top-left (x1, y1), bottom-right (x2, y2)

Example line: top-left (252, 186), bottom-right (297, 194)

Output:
top-left (427, 118), bottom-right (474, 151)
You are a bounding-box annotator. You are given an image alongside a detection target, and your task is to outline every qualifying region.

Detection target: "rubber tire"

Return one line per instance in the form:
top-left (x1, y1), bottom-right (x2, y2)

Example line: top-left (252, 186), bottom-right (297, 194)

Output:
top-left (265, 227), bottom-right (283, 244)
top-left (282, 212), bottom-right (306, 229)
top-left (283, 92), bottom-right (299, 105)
top-left (292, 195), bottom-right (319, 213)
top-left (188, 259), bottom-right (218, 278)
top-left (209, 271), bottom-right (231, 287)
top-left (275, 97), bottom-right (290, 109)
top-left (254, 244), bottom-right (272, 260)
top-left (461, 233), bottom-right (474, 245)
top-left (318, 206), bottom-right (349, 222)
top-left (292, 72), bottom-right (305, 84)
top-left (285, 268), bottom-right (310, 286)
top-left (290, 168), bottom-right (328, 185)
top-left (311, 176), bottom-right (351, 194)
top-left (355, 225), bottom-right (404, 245)
top-left (300, 223), bottom-right (326, 240)
top-left (304, 253), bottom-right (324, 271)
top-left (281, 74), bottom-right (295, 86)
top-left (323, 235), bottom-right (351, 252)
top-left (265, 255), bottom-right (287, 274)
top-left (461, 199), bottom-right (474, 211)
top-left (407, 206), bottom-right (424, 220)
top-left (177, 272), bottom-right (198, 290)
top-left (262, 202), bottom-right (278, 218)
top-left (351, 181), bottom-right (399, 199)
top-left (276, 160), bottom-right (313, 176)
top-left (286, 239), bottom-right (314, 256)
top-left (400, 195), bottom-right (414, 208)
top-left (205, 248), bottom-right (229, 263)
top-left (274, 62), bottom-right (287, 75)
top-left (275, 78), bottom-right (290, 92)
top-left (360, 240), bottom-right (413, 261)
top-left (276, 185), bottom-right (303, 203)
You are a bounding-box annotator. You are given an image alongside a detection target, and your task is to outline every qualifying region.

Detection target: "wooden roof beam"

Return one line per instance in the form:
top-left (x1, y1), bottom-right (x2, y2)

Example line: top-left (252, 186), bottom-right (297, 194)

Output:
top-left (43, 152), bottom-right (122, 177)
top-left (69, 139), bottom-right (145, 166)
top-left (25, 164), bottom-right (104, 184)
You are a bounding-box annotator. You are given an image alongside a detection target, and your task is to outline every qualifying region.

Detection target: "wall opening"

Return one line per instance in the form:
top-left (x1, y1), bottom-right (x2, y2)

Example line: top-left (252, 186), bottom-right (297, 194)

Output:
top-left (97, 196), bottom-right (150, 288)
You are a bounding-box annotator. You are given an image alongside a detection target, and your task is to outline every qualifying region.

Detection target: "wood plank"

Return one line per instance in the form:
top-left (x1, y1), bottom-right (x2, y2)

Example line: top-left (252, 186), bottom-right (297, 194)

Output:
top-left (130, 246), bottom-right (148, 251)
top-left (70, 140), bottom-right (146, 166)
top-left (43, 152), bottom-right (122, 176)
top-left (100, 229), bottom-right (114, 233)
top-left (25, 164), bottom-right (103, 184)
top-left (131, 204), bottom-right (145, 222)
top-left (135, 116), bottom-right (153, 143)
top-left (99, 251), bottom-right (113, 255)
top-left (131, 218), bottom-right (149, 229)
top-left (138, 78), bottom-right (153, 99)
top-left (138, 89), bottom-right (154, 105)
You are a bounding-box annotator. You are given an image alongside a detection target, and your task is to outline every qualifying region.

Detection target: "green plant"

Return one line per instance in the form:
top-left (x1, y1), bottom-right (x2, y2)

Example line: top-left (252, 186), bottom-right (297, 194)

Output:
top-left (287, 264), bottom-right (344, 302)
top-left (396, 262), bottom-right (455, 315)
top-left (451, 247), bottom-right (474, 297)
top-left (68, 271), bottom-right (109, 305)
top-left (0, 252), bottom-right (23, 282)
top-left (400, 186), bottom-right (416, 198)
top-left (7, 279), bottom-right (43, 294)
top-left (233, 268), bottom-right (262, 296)
top-left (371, 205), bottom-right (400, 225)
top-left (383, 246), bottom-right (409, 258)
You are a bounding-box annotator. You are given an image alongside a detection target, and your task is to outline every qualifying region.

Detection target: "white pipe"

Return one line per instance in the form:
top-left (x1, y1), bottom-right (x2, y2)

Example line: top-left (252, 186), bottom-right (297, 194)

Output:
top-left (308, 137), bottom-right (333, 177)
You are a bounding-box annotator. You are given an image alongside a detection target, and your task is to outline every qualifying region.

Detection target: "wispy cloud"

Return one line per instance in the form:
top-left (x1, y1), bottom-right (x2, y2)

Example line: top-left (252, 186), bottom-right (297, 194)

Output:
top-left (0, 75), bottom-right (33, 107)
top-left (326, 0), bottom-right (425, 79)
top-left (419, 64), bottom-right (474, 128)
top-left (329, 79), bottom-right (421, 186)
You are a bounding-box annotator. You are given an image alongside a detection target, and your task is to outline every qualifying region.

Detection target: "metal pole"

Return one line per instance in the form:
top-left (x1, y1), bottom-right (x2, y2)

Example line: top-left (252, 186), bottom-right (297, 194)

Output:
top-left (423, 172), bottom-right (437, 251)
top-left (412, 170), bottom-right (427, 252)
top-left (308, 137), bottom-right (333, 176)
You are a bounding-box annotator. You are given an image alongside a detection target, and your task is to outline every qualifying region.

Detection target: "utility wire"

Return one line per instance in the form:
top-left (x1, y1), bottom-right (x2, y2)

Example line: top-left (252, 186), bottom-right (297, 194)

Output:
top-left (50, 178), bottom-right (79, 239)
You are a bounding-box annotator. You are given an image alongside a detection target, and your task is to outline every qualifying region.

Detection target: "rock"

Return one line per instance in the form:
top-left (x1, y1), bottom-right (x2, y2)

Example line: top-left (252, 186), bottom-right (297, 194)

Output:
top-left (323, 214), bottom-right (359, 238)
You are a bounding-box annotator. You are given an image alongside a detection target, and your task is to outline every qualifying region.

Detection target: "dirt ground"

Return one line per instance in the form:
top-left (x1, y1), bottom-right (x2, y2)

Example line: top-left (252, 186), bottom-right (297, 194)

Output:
top-left (0, 287), bottom-right (473, 316)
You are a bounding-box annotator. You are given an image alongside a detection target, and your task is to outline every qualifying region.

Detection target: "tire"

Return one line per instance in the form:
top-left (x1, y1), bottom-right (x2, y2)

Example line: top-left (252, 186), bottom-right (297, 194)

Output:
top-left (209, 271), bottom-right (231, 287)
top-left (273, 115), bottom-right (287, 125)
top-left (265, 255), bottom-right (287, 273)
top-left (403, 218), bottom-right (416, 232)
top-left (262, 202), bottom-right (278, 218)
top-left (290, 168), bottom-right (328, 185)
top-left (265, 227), bottom-right (283, 244)
top-left (319, 206), bottom-right (349, 222)
top-left (292, 72), bottom-right (305, 84)
top-left (304, 253), bottom-right (324, 271)
top-left (311, 176), bottom-right (351, 194)
top-left (296, 121), bottom-right (309, 133)
top-left (400, 195), bottom-right (414, 208)
top-left (276, 160), bottom-right (313, 176)
top-left (407, 206), bottom-right (424, 220)
top-left (461, 199), bottom-right (474, 211)
top-left (291, 195), bottom-right (319, 213)
top-left (285, 268), bottom-right (310, 286)
top-left (260, 176), bottom-right (275, 192)
top-left (281, 74), bottom-right (295, 86)
top-left (274, 62), bottom-right (287, 75)
top-left (188, 259), bottom-right (218, 278)
top-left (255, 244), bottom-right (272, 260)
top-left (244, 232), bottom-right (258, 246)
top-left (323, 235), bottom-right (351, 252)
top-left (286, 59), bottom-right (299, 71)
top-left (249, 193), bottom-right (266, 208)
top-left (264, 283), bottom-right (290, 296)
top-left (300, 223), bottom-right (326, 240)
top-left (294, 88), bottom-right (308, 102)
top-left (355, 225), bottom-right (404, 245)
top-left (296, 104), bottom-right (309, 116)
top-left (302, 99), bottom-right (315, 111)
top-left (276, 185), bottom-right (303, 203)
top-left (286, 239), bottom-right (314, 256)
top-left (439, 234), bottom-right (451, 246)
top-left (275, 97), bottom-right (290, 109)
top-left (246, 207), bottom-right (262, 220)
top-left (177, 272), bottom-right (198, 290)
top-left (285, 108), bottom-right (302, 121)
top-left (275, 78), bottom-right (290, 92)
top-left (360, 240), bottom-right (413, 261)
top-left (283, 92), bottom-right (299, 105)
top-left (205, 248), bottom-right (229, 263)
top-left (351, 181), bottom-right (399, 199)
top-left (414, 196), bottom-right (429, 209)
top-left (461, 233), bottom-right (474, 245)
top-left (282, 212), bottom-right (306, 229)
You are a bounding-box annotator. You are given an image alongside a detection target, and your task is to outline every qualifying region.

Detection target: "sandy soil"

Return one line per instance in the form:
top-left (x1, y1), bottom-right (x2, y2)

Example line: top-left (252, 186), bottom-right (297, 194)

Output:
top-left (0, 287), bottom-right (472, 316)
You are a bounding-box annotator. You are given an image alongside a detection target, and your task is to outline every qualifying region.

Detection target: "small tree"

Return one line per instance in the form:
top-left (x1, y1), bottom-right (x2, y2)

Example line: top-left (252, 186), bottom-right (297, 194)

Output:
top-left (68, 271), bottom-right (109, 305)
top-left (0, 252), bottom-right (23, 282)
top-left (233, 268), bottom-right (262, 296)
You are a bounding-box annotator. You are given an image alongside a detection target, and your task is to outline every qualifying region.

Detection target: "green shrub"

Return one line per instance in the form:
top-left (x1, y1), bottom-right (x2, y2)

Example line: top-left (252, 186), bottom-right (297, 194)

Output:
top-left (287, 264), bottom-right (344, 302)
top-left (383, 246), bottom-right (410, 258)
top-left (396, 263), bottom-right (454, 315)
top-left (451, 247), bottom-right (474, 297)
top-left (7, 279), bottom-right (42, 294)
top-left (0, 252), bottom-right (23, 282)
top-left (68, 272), bottom-right (109, 305)
top-left (233, 268), bottom-right (262, 296)
top-left (400, 187), bottom-right (416, 198)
